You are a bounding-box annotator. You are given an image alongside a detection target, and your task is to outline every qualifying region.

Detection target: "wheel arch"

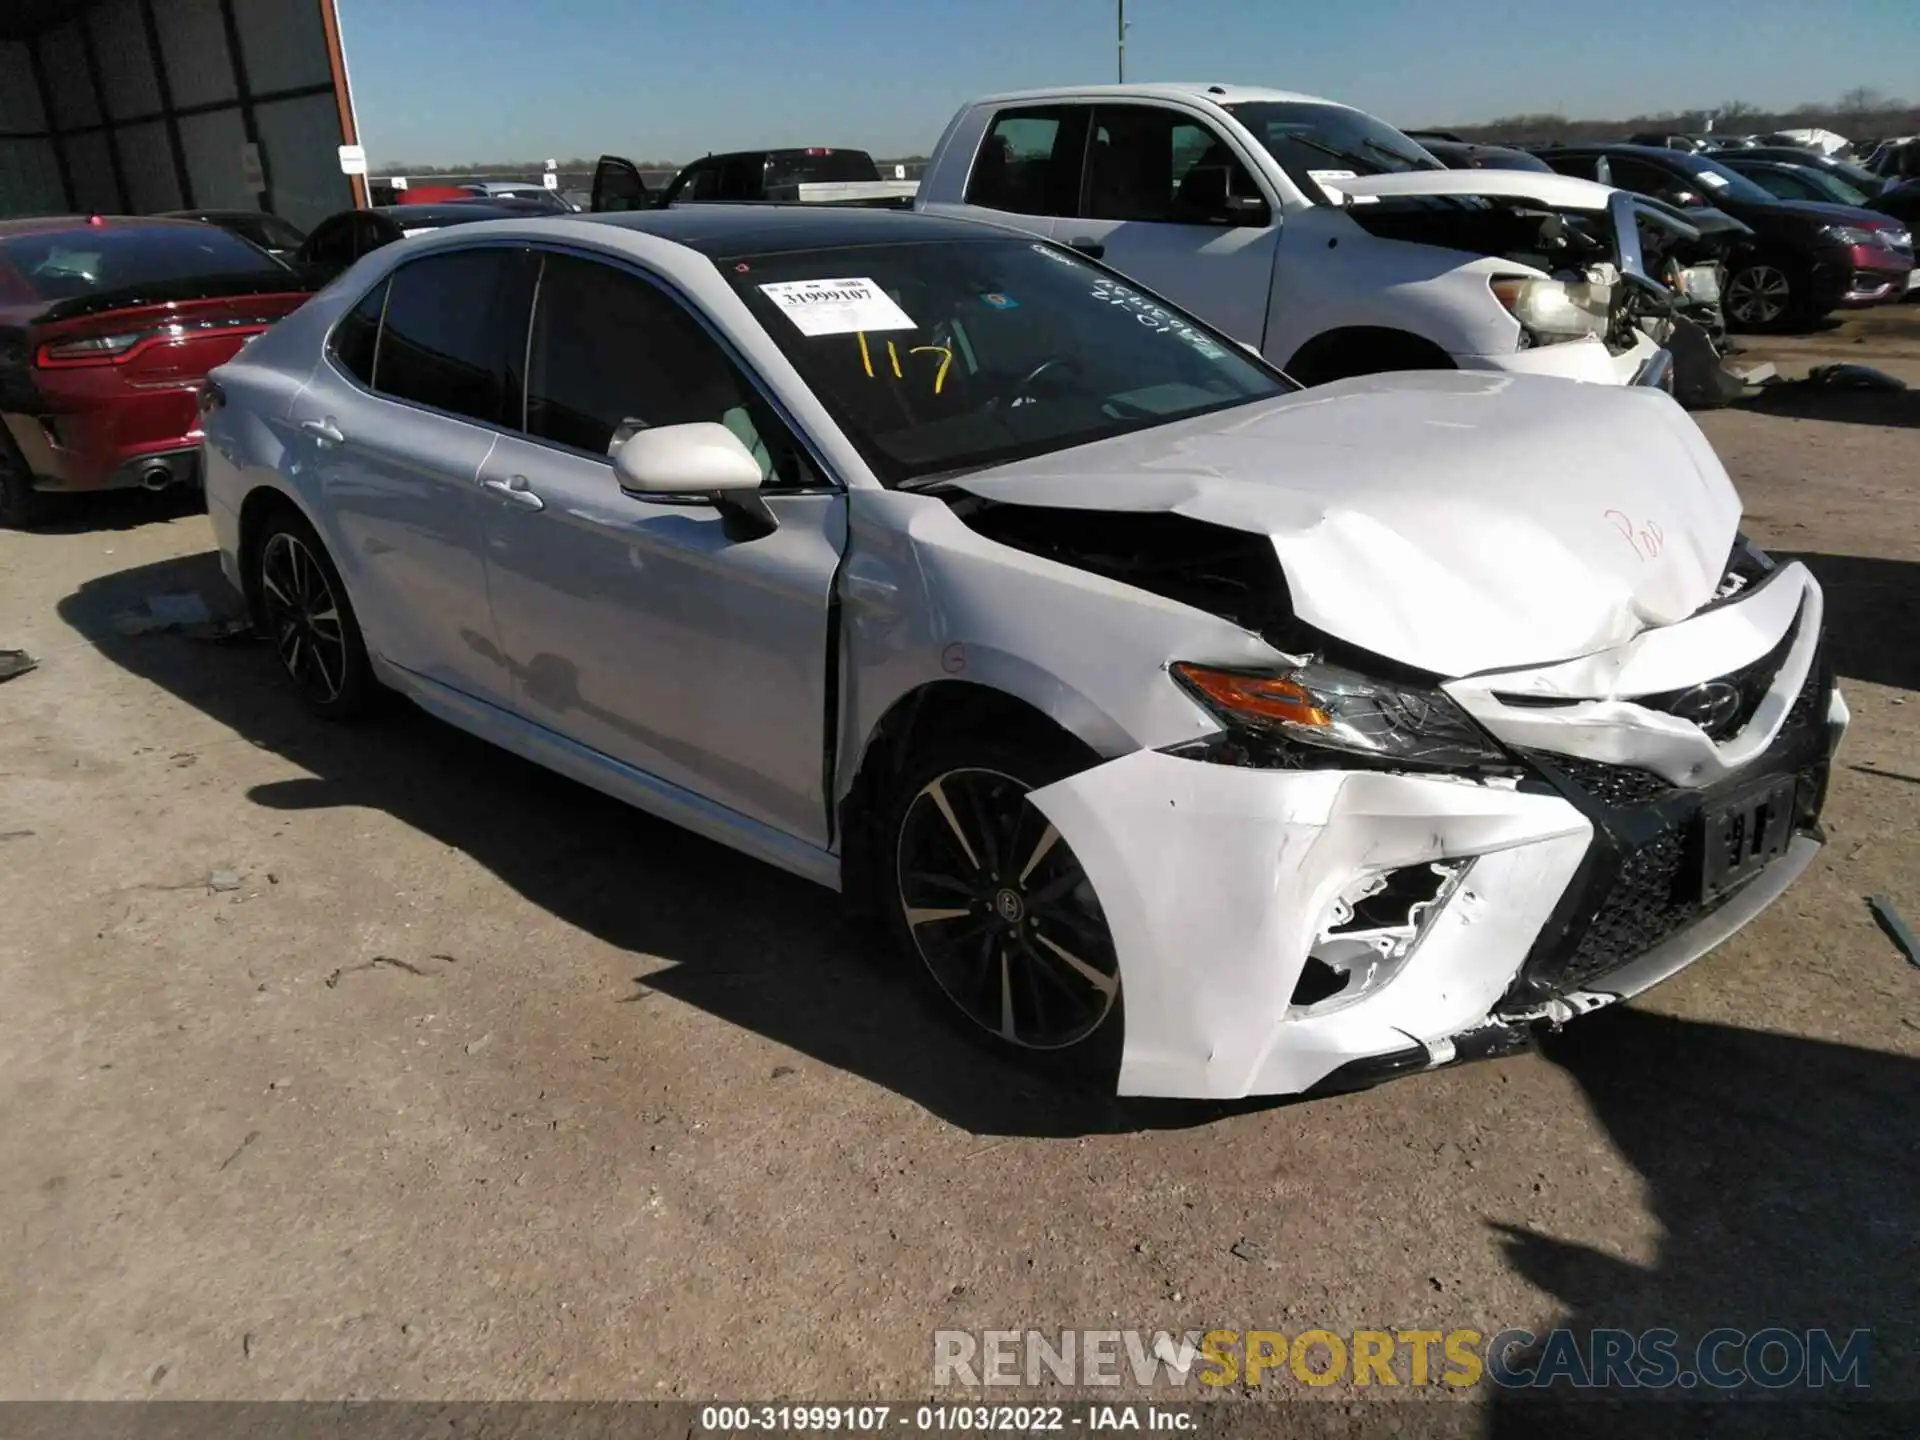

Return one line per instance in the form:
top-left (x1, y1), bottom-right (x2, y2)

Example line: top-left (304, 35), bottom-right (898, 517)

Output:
top-left (236, 482), bottom-right (325, 617)
top-left (1282, 326), bottom-right (1459, 387)
top-left (836, 678), bottom-right (1110, 911)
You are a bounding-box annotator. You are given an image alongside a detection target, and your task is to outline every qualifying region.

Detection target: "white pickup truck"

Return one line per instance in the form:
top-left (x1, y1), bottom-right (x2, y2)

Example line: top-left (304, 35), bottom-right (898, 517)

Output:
top-left (916, 83), bottom-right (1673, 389)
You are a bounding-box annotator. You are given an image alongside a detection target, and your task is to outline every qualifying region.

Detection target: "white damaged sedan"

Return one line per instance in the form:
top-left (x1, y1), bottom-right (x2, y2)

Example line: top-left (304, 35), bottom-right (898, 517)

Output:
top-left (201, 207), bottom-right (1847, 1099)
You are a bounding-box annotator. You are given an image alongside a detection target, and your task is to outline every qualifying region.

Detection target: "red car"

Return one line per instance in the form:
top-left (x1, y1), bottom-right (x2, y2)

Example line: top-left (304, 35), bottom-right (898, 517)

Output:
top-left (0, 215), bottom-right (309, 527)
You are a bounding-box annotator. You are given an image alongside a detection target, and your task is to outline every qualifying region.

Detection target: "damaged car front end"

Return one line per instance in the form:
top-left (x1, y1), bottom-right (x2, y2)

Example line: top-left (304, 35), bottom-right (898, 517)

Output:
top-left (1311, 173), bottom-right (1676, 390)
top-left (930, 370), bottom-right (1845, 1100)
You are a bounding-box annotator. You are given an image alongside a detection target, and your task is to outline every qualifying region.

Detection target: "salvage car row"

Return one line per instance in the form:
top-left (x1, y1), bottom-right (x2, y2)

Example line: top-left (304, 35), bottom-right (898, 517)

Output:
top-left (1, 82), bottom-right (1856, 1105)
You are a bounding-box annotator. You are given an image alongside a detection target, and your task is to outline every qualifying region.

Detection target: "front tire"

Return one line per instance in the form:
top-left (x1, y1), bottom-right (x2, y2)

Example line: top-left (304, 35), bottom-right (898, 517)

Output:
top-left (1724, 258), bottom-right (1805, 331)
top-left (883, 732), bottom-right (1123, 1075)
top-left (254, 511), bottom-right (374, 719)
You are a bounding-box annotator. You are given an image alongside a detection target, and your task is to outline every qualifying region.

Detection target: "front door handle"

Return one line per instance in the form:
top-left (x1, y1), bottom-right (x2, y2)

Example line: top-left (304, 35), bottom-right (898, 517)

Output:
top-left (1066, 237), bottom-right (1106, 259)
top-left (483, 475), bottom-right (545, 511)
top-left (300, 417), bottom-right (345, 445)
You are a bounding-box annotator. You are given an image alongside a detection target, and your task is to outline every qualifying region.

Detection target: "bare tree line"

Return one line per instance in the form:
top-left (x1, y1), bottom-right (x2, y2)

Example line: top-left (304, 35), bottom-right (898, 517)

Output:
top-left (1438, 87), bottom-right (1917, 145)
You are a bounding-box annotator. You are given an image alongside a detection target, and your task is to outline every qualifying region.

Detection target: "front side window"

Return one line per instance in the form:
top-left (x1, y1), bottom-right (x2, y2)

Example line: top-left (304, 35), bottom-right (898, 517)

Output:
top-left (1225, 101), bottom-right (1442, 205)
top-left (965, 106), bottom-right (1089, 217)
top-left (523, 253), bottom-right (800, 485)
top-left (1086, 106), bottom-right (1267, 225)
top-left (373, 249), bottom-right (527, 425)
top-left (726, 238), bottom-right (1287, 488)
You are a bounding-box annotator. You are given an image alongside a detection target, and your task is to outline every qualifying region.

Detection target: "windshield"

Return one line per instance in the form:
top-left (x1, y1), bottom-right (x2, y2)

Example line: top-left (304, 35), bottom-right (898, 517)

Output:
top-left (1668, 153), bottom-right (1779, 207)
top-left (0, 224), bottom-right (286, 302)
top-left (725, 238), bottom-right (1287, 488)
top-left (1225, 101), bottom-right (1442, 203)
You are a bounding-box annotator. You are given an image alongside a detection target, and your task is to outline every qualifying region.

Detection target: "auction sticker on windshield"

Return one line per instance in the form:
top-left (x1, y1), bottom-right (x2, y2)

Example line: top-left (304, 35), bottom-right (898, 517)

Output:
top-left (759, 277), bottom-right (915, 336)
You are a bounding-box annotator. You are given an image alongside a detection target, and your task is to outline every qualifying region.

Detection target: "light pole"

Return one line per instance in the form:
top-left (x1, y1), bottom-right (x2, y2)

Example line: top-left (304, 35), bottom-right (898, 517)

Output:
top-left (1117, 0), bottom-right (1128, 83)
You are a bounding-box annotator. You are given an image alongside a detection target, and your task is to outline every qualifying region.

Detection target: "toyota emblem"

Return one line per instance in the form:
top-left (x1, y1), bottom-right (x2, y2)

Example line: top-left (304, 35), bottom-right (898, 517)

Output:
top-left (1669, 680), bottom-right (1743, 738)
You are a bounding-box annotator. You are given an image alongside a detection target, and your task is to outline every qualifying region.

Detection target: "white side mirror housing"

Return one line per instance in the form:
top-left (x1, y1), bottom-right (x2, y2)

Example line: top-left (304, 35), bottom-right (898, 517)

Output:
top-left (613, 421), bottom-right (763, 496)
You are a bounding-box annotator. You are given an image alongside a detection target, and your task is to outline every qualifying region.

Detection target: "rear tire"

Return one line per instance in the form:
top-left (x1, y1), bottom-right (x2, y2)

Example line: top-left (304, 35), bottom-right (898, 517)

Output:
top-left (0, 434), bottom-right (48, 530)
top-left (880, 727), bottom-right (1124, 1084)
top-left (253, 509), bottom-right (375, 719)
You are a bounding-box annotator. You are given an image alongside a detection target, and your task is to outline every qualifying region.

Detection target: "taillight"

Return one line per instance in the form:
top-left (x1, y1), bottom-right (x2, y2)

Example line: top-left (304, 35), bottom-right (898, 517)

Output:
top-left (35, 332), bottom-right (148, 367)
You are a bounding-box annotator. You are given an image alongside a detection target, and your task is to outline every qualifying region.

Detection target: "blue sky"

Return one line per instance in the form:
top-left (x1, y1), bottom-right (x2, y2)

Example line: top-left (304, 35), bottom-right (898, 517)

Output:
top-left (339, 0), bottom-right (1920, 166)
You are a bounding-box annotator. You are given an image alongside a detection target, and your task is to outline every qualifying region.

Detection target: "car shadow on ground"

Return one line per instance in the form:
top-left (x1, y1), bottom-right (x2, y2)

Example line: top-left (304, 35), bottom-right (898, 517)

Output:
top-left (21, 485), bottom-right (204, 534)
top-left (1484, 1006), bottom-right (1919, 1437)
top-left (57, 549), bottom-right (1281, 1139)
top-left (1734, 383), bottom-right (1920, 431)
top-left (1771, 551), bottom-right (1920, 692)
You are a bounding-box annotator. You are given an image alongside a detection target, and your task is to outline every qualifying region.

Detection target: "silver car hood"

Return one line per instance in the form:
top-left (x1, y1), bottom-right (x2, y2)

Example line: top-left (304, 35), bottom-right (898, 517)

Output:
top-left (951, 372), bottom-right (1741, 678)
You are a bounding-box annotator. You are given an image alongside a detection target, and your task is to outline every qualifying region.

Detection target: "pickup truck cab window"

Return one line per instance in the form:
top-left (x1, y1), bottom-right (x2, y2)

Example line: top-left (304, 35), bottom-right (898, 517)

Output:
top-left (1086, 105), bottom-right (1267, 226)
top-left (965, 107), bottom-right (1090, 217)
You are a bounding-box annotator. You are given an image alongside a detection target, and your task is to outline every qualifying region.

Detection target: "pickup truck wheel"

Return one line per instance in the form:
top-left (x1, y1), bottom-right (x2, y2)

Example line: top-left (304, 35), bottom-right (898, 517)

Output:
top-left (254, 512), bottom-right (375, 719)
top-left (0, 434), bottom-right (49, 530)
top-left (884, 732), bottom-right (1123, 1079)
top-left (1724, 260), bottom-right (1802, 331)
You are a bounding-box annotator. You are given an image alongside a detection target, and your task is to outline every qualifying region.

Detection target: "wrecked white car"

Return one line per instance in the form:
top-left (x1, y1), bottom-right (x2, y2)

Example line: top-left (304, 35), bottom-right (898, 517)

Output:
top-left (918, 84), bottom-right (1676, 391)
top-left (201, 208), bottom-right (1846, 1100)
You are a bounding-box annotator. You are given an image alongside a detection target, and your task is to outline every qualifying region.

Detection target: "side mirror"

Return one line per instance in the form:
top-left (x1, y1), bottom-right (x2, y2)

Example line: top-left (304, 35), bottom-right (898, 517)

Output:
top-left (613, 421), bottom-right (764, 496)
top-left (1220, 193), bottom-right (1270, 225)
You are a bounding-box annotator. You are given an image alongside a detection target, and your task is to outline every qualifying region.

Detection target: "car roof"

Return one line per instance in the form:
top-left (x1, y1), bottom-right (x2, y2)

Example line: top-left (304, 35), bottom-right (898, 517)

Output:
top-left (0, 214), bottom-right (217, 238)
top-left (1547, 143), bottom-right (1691, 160)
top-left (962, 82), bottom-right (1342, 109)
top-left (573, 204), bottom-right (1007, 255)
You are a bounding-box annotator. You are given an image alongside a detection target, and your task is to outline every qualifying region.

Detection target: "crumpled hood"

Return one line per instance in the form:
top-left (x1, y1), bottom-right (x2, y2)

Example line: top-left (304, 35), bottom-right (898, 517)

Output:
top-left (952, 371), bottom-right (1741, 678)
top-left (1330, 168), bottom-right (1619, 211)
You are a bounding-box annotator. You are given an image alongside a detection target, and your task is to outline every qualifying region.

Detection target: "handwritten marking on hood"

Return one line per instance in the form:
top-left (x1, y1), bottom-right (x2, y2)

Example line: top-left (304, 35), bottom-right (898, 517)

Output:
top-left (1607, 510), bottom-right (1665, 561)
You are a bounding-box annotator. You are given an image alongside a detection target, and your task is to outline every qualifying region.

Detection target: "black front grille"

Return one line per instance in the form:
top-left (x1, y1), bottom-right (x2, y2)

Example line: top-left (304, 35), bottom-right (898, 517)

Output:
top-left (1544, 756), bottom-right (1675, 808)
top-left (1556, 828), bottom-right (1696, 993)
top-left (1507, 627), bottom-right (1836, 1008)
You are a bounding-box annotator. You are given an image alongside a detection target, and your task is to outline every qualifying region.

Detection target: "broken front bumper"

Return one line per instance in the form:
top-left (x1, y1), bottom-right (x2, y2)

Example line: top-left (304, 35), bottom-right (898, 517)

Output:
top-left (1029, 562), bottom-right (1844, 1100)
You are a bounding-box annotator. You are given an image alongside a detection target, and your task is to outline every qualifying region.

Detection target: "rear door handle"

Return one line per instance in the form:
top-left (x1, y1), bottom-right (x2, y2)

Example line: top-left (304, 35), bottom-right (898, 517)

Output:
top-left (1066, 238), bottom-right (1106, 259)
top-left (483, 475), bottom-right (545, 511)
top-left (300, 417), bottom-right (344, 445)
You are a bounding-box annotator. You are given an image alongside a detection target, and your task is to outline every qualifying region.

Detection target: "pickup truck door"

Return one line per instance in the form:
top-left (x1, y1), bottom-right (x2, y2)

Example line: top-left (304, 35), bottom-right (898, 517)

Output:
top-left (1053, 104), bottom-right (1281, 348)
top-left (590, 154), bottom-right (652, 211)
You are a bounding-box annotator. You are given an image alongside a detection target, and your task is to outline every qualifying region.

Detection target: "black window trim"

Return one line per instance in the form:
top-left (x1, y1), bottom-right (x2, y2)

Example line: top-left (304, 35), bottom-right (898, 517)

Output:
top-left (507, 241), bottom-right (846, 495)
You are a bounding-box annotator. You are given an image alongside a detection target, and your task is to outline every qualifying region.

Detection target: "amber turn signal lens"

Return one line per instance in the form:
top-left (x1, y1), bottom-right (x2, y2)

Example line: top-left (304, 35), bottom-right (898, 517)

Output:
top-left (1172, 664), bottom-right (1330, 728)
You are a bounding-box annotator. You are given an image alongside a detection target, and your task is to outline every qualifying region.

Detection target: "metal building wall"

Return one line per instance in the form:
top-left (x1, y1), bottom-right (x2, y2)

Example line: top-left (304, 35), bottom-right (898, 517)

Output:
top-left (0, 0), bottom-right (360, 230)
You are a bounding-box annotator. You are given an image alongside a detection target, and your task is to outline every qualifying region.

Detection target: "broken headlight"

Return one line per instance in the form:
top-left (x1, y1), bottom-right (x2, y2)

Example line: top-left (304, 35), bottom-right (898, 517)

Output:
top-left (1172, 660), bottom-right (1508, 769)
top-left (1489, 275), bottom-right (1611, 343)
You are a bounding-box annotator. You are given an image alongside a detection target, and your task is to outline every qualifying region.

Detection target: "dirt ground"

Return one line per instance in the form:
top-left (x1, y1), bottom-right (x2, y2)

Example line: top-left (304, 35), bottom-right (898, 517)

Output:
top-left (0, 307), bottom-right (1915, 1427)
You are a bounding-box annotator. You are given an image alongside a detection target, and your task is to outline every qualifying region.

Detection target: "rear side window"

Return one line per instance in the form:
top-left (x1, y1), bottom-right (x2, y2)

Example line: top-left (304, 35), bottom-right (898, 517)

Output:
top-left (374, 250), bottom-right (527, 425)
top-left (330, 277), bottom-right (388, 386)
top-left (965, 106), bottom-right (1089, 216)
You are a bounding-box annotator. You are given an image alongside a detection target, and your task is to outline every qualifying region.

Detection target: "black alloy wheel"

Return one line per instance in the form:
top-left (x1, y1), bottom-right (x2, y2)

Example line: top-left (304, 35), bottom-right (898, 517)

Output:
top-left (892, 762), bottom-right (1120, 1053)
top-left (254, 514), bottom-right (373, 718)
